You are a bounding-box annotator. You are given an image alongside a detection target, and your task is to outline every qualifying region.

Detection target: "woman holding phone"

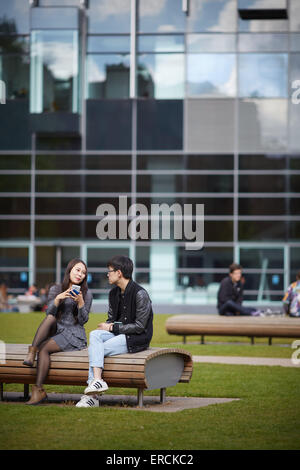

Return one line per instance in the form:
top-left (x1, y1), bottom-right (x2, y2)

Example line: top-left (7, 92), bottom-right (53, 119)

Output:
top-left (23, 258), bottom-right (92, 405)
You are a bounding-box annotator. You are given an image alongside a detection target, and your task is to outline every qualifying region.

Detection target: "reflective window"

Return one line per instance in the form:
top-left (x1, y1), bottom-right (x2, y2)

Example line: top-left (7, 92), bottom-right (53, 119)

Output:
top-left (187, 0), bottom-right (237, 32)
top-left (239, 154), bottom-right (286, 170)
top-left (138, 35), bottom-right (184, 53)
top-left (36, 154), bottom-right (131, 170)
top-left (0, 0), bottom-right (29, 34)
top-left (138, 0), bottom-right (184, 33)
top-left (0, 175), bottom-right (30, 192)
top-left (291, 34), bottom-right (300, 51)
top-left (0, 155), bottom-right (30, 170)
top-left (187, 54), bottom-right (236, 97)
top-left (0, 36), bottom-right (29, 54)
top-left (88, 0), bottom-right (131, 34)
top-left (136, 197), bottom-right (233, 216)
top-left (36, 174), bottom-right (131, 193)
top-left (239, 198), bottom-right (286, 215)
top-left (238, 33), bottom-right (288, 52)
top-left (87, 35), bottom-right (130, 53)
top-left (238, 99), bottom-right (288, 152)
top-left (239, 221), bottom-right (286, 241)
top-left (178, 246), bottom-right (233, 269)
top-left (31, 7), bottom-right (78, 29)
top-left (187, 34), bottom-right (236, 52)
top-left (39, 0), bottom-right (81, 5)
top-left (0, 54), bottom-right (29, 100)
top-left (186, 98), bottom-right (235, 152)
top-left (137, 154), bottom-right (234, 170)
top-left (239, 175), bottom-right (286, 192)
top-left (0, 198), bottom-right (30, 215)
top-left (238, 0), bottom-right (287, 7)
top-left (137, 100), bottom-right (183, 150)
top-left (0, 220), bottom-right (30, 239)
top-left (0, 247), bottom-right (28, 267)
top-left (290, 0), bottom-right (300, 32)
top-left (138, 53), bottom-right (184, 99)
top-left (205, 221), bottom-right (233, 241)
top-left (30, 30), bottom-right (79, 113)
top-left (239, 54), bottom-right (288, 98)
top-left (137, 175), bottom-right (233, 193)
top-left (86, 54), bottom-right (130, 99)
top-left (238, 0), bottom-right (288, 32)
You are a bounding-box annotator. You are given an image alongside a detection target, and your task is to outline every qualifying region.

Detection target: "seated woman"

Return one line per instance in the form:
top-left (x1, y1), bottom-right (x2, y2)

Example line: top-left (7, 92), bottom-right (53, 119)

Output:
top-left (23, 258), bottom-right (92, 405)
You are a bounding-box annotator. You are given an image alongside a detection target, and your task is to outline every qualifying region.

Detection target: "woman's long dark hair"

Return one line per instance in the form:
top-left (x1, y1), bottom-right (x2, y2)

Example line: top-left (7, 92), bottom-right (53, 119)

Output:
top-left (57, 258), bottom-right (88, 321)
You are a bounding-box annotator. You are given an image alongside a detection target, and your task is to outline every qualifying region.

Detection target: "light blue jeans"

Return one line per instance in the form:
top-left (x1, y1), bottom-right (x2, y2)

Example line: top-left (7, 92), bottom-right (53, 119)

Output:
top-left (87, 329), bottom-right (128, 384)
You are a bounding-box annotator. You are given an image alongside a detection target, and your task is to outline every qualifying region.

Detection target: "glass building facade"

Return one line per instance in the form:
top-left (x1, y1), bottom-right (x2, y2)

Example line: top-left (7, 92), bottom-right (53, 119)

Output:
top-left (0, 0), bottom-right (300, 310)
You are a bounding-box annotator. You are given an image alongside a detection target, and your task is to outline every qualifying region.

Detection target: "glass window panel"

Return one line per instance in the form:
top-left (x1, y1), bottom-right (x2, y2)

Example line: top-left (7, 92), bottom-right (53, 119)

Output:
top-left (137, 175), bottom-right (233, 193)
top-left (186, 98), bottom-right (235, 152)
top-left (187, 0), bottom-right (237, 33)
top-left (0, 175), bottom-right (30, 192)
top-left (86, 100), bottom-right (132, 150)
top-left (290, 247), bottom-right (300, 271)
top-left (0, 272), bottom-right (29, 290)
top-left (178, 246), bottom-right (233, 268)
top-left (61, 246), bottom-right (80, 266)
top-left (138, 0), bottom-right (184, 33)
top-left (290, 199), bottom-right (300, 215)
top-left (35, 220), bottom-right (84, 239)
top-left (0, 155), bottom-right (30, 170)
top-left (87, 35), bottom-right (130, 53)
top-left (0, 54), bottom-right (29, 100)
top-left (187, 34), bottom-right (236, 52)
top-left (290, 222), bottom-right (300, 241)
top-left (137, 154), bottom-right (234, 170)
top-left (87, 247), bottom-right (130, 268)
top-left (241, 273), bottom-right (284, 292)
top-left (239, 221), bottom-right (286, 240)
top-left (138, 35), bottom-right (184, 53)
top-left (31, 7), bottom-right (78, 29)
top-left (238, 99), bottom-right (288, 152)
top-left (290, 53), bottom-right (300, 97)
top-left (239, 54), bottom-right (287, 98)
top-left (137, 99), bottom-right (183, 150)
top-left (239, 154), bottom-right (286, 170)
top-left (290, 155), bottom-right (300, 169)
top-left (291, 34), bottom-right (300, 51)
top-left (0, 197), bottom-right (30, 215)
top-left (0, 220), bottom-right (30, 239)
top-left (36, 175), bottom-right (131, 192)
top-left (36, 135), bottom-right (81, 150)
top-left (136, 246), bottom-right (150, 268)
top-left (0, 36), bottom-right (29, 54)
top-left (30, 30), bottom-right (79, 113)
top-left (0, 247), bottom-right (28, 267)
top-left (88, 0), bottom-right (131, 34)
top-left (39, 0), bottom-right (80, 5)
top-left (138, 53), bottom-right (184, 99)
top-left (36, 154), bottom-right (131, 170)
top-left (239, 197), bottom-right (286, 215)
top-left (176, 272), bottom-right (227, 290)
top-left (187, 54), bottom-right (236, 97)
top-left (136, 197), bottom-right (233, 216)
top-left (86, 54), bottom-right (130, 99)
top-left (205, 221), bottom-right (233, 242)
top-left (240, 247), bottom-right (284, 269)
top-left (239, 19), bottom-right (288, 33)
top-left (239, 175), bottom-right (286, 192)
top-left (291, 176), bottom-right (300, 192)
top-left (290, 0), bottom-right (300, 32)
top-left (238, 33), bottom-right (288, 52)
top-left (0, 0), bottom-right (30, 35)
top-left (36, 197), bottom-right (82, 215)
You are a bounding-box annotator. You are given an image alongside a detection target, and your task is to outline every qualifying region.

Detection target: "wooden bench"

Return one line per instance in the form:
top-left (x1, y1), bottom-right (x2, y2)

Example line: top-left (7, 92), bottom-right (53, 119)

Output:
top-left (166, 314), bottom-right (300, 345)
top-left (0, 344), bottom-right (193, 407)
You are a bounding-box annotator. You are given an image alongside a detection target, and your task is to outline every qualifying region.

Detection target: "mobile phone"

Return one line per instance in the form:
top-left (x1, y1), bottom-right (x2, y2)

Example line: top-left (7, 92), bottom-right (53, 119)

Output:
top-left (114, 322), bottom-right (122, 325)
top-left (70, 284), bottom-right (81, 297)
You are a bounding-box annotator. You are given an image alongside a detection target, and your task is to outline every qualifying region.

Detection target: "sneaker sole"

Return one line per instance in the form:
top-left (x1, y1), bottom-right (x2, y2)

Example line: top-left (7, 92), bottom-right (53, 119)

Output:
top-left (84, 386), bottom-right (108, 395)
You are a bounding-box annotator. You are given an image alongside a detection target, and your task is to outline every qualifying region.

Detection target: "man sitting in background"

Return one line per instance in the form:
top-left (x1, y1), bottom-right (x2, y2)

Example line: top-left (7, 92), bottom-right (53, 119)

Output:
top-left (217, 263), bottom-right (261, 316)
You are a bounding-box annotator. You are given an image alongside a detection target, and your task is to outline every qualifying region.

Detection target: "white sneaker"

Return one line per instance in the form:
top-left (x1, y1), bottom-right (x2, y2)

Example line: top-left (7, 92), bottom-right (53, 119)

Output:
top-left (75, 395), bottom-right (99, 408)
top-left (84, 379), bottom-right (108, 395)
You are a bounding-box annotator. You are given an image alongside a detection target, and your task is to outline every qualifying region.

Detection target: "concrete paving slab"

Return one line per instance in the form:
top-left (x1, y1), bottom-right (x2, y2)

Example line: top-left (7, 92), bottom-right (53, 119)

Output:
top-left (0, 392), bottom-right (239, 412)
top-left (192, 355), bottom-right (299, 367)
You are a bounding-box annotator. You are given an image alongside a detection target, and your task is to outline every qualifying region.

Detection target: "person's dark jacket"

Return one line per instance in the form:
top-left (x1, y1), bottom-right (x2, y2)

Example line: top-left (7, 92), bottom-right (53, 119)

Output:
top-left (106, 279), bottom-right (153, 353)
top-left (217, 276), bottom-right (243, 311)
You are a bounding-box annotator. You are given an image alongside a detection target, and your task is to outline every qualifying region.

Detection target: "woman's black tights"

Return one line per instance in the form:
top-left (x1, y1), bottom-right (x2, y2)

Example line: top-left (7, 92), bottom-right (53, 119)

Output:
top-left (31, 315), bottom-right (61, 387)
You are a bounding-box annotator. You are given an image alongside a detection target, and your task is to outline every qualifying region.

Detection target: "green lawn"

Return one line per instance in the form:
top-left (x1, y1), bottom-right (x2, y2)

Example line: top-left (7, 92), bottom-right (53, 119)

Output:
top-left (0, 312), bottom-right (299, 450)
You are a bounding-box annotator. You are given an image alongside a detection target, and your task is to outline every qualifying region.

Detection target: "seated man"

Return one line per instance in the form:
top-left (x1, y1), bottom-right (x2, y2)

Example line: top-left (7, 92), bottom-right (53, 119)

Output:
top-left (76, 255), bottom-right (153, 408)
top-left (217, 263), bottom-right (261, 316)
top-left (282, 271), bottom-right (300, 317)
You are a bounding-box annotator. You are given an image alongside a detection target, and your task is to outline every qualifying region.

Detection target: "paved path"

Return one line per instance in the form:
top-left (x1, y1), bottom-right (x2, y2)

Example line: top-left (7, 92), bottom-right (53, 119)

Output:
top-left (192, 355), bottom-right (299, 367)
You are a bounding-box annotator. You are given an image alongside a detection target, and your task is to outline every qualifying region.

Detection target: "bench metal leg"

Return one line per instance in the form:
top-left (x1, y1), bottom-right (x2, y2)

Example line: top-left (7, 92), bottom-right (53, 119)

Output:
top-left (24, 384), bottom-right (29, 400)
top-left (200, 335), bottom-right (205, 345)
top-left (250, 337), bottom-right (254, 345)
top-left (268, 337), bottom-right (272, 346)
top-left (160, 388), bottom-right (166, 404)
top-left (183, 335), bottom-right (186, 344)
top-left (137, 388), bottom-right (144, 407)
top-left (0, 383), bottom-right (3, 401)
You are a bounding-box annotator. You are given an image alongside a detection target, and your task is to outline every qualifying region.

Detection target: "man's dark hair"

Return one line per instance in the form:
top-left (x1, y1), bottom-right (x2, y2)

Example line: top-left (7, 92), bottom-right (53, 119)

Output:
top-left (107, 255), bottom-right (133, 279)
top-left (229, 263), bottom-right (242, 273)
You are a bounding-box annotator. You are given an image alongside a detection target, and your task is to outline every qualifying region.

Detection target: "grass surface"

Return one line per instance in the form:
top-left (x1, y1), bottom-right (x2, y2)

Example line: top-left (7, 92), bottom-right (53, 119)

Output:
top-left (0, 312), bottom-right (299, 450)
